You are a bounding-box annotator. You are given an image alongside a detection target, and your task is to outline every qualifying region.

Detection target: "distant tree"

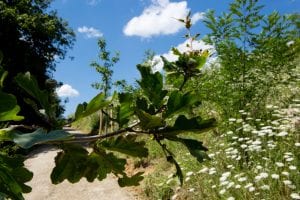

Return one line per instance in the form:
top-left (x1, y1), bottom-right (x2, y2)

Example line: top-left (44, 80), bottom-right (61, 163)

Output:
top-left (0, 0), bottom-right (75, 128)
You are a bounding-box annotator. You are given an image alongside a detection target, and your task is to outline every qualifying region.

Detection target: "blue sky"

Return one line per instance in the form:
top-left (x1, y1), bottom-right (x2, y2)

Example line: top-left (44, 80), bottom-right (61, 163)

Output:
top-left (51, 0), bottom-right (299, 117)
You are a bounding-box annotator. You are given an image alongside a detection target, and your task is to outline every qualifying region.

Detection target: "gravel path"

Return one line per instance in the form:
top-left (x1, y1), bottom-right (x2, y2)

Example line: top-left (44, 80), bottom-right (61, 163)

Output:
top-left (23, 129), bottom-right (135, 200)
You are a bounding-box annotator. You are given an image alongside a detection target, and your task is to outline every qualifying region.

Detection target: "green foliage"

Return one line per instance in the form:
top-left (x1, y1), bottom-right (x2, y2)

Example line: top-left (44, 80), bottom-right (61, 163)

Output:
top-left (200, 0), bottom-right (300, 122)
top-left (161, 115), bottom-right (216, 135)
top-left (0, 10), bottom-right (217, 199)
top-left (117, 172), bottom-right (144, 187)
top-left (51, 144), bottom-right (89, 184)
top-left (15, 73), bottom-right (53, 118)
top-left (116, 93), bottom-right (134, 128)
top-left (74, 93), bottom-right (113, 120)
top-left (164, 91), bottom-right (201, 118)
top-left (14, 129), bottom-right (72, 149)
top-left (51, 144), bottom-right (144, 187)
top-left (98, 135), bottom-right (148, 158)
top-left (0, 154), bottom-right (33, 200)
top-left (135, 110), bottom-right (165, 130)
top-left (137, 64), bottom-right (167, 109)
top-left (0, 92), bottom-right (24, 122)
top-left (0, 0), bottom-right (74, 126)
top-left (91, 38), bottom-right (120, 96)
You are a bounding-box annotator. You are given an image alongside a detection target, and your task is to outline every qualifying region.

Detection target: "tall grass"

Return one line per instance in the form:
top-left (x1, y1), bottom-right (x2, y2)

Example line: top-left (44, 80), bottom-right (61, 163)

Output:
top-left (141, 99), bottom-right (300, 200)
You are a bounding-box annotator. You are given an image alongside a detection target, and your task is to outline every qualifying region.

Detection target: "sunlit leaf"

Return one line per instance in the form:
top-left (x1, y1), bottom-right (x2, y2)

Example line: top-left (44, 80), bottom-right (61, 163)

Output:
top-left (137, 64), bottom-right (167, 109)
top-left (11, 129), bottom-right (73, 149)
top-left (15, 72), bottom-right (50, 113)
top-left (0, 91), bottom-right (24, 122)
top-left (116, 93), bottom-right (134, 127)
top-left (99, 135), bottom-right (148, 158)
top-left (75, 93), bottom-right (111, 120)
top-left (135, 110), bottom-right (165, 130)
top-left (164, 91), bottom-right (201, 118)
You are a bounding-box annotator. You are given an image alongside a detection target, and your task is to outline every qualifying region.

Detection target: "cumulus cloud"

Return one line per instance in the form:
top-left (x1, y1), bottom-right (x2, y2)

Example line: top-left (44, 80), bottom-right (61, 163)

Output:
top-left (77, 26), bottom-right (103, 38)
top-left (56, 84), bottom-right (79, 98)
top-left (86, 0), bottom-right (101, 6)
top-left (152, 39), bottom-right (215, 72)
top-left (123, 0), bottom-right (205, 38)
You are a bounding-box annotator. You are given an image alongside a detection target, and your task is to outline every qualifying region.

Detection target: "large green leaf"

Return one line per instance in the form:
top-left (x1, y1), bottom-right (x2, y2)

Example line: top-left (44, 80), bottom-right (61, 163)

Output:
top-left (15, 72), bottom-right (50, 116)
top-left (135, 110), bottom-right (165, 130)
top-left (3, 129), bottom-right (73, 149)
top-left (0, 154), bottom-right (33, 200)
top-left (85, 150), bottom-right (126, 182)
top-left (116, 93), bottom-right (134, 127)
top-left (0, 91), bottom-right (24, 121)
top-left (164, 91), bottom-right (201, 118)
top-left (118, 172), bottom-right (144, 187)
top-left (51, 144), bottom-right (89, 184)
top-left (137, 64), bottom-right (167, 109)
top-left (161, 115), bottom-right (216, 135)
top-left (75, 93), bottom-right (111, 120)
top-left (98, 135), bottom-right (148, 158)
top-left (51, 145), bottom-right (127, 184)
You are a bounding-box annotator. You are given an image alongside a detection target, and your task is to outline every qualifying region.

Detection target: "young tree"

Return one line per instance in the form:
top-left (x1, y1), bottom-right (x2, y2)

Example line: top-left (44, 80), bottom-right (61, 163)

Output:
top-left (90, 38), bottom-right (120, 133)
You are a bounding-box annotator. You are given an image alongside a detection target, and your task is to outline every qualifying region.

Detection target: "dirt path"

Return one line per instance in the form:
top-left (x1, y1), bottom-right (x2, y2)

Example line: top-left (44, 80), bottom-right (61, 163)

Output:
top-left (23, 128), bottom-right (136, 200)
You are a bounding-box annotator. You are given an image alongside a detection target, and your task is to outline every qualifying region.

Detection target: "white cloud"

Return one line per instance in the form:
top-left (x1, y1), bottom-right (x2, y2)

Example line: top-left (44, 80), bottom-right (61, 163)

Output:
top-left (123, 0), bottom-right (205, 38)
top-left (56, 84), bottom-right (79, 98)
top-left (86, 0), bottom-right (101, 6)
top-left (152, 39), bottom-right (215, 72)
top-left (77, 26), bottom-right (103, 38)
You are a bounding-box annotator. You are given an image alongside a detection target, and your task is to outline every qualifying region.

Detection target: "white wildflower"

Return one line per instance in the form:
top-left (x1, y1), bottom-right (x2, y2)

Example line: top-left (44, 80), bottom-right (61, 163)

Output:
top-left (198, 167), bottom-right (209, 174)
top-left (244, 183), bottom-right (253, 189)
top-left (185, 177), bottom-right (190, 182)
top-left (227, 197), bottom-right (235, 200)
top-left (238, 177), bottom-right (247, 182)
top-left (275, 162), bottom-right (284, 167)
top-left (271, 174), bottom-right (279, 179)
top-left (295, 143), bottom-right (300, 147)
top-left (220, 181), bottom-right (229, 186)
top-left (277, 131), bottom-right (288, 137)
top-left (260, 185), bottom-right (270, 190)
top-left (288, 184), bottom-right (297, 189)
top-left (188, 188), bottom-right (195, 192)
top-left (249, 186), bottom-right (256, 192)
top-left (186, 171), bottom-right (194, 177)
top-left (282, 171), bottom-right (289, 176)
top-left (236, 119), bottom-right (243, 123)
top-left (290, 193), bottom-right (300, 200)
top-left (286, 157), bottom-right (294, 162)
top-left (286, 40), bottom-right (295, 47)
top-left (226, 182), bottom-right (235, 189)
top-left (283, 180), bottom-right (292, 185)
top-left (235, 184), bottom-right (241, 189)
top-left (289, 165), bottom-right (297, 170)
top-left (219, 189), bottom-right (226, 195)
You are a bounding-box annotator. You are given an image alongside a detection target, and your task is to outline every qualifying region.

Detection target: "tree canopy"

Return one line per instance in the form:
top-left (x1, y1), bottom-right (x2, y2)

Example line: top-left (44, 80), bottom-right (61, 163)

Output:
top-left (0, 0), bottom-right (75, 127)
